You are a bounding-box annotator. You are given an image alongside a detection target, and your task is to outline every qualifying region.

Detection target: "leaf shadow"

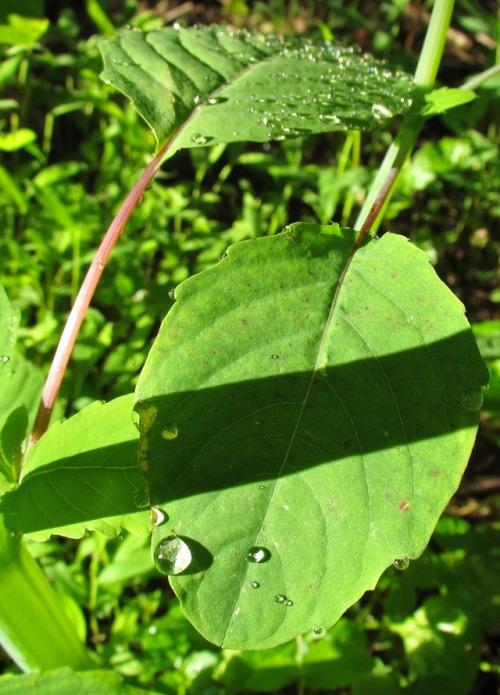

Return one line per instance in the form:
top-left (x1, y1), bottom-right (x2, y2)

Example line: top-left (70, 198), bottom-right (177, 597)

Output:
top-left (2, 330), bottom-right (487, 534)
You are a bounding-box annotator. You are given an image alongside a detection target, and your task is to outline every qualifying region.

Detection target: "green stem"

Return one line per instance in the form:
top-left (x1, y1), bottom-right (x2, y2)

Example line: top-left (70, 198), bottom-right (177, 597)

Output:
top-left (0, 519), bottom-right (94, 672)
top-left (354, 0), bottom-right (456, 233)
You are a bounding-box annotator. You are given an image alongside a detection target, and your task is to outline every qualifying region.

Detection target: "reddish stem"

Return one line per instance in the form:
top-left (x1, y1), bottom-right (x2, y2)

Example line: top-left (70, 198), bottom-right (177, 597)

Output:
top-left (29, 146), bottom-right (167, 448)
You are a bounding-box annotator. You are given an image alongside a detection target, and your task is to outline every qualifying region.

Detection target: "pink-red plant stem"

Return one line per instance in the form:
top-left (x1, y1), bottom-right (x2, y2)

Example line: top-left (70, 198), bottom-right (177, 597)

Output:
top-left (29, 147), bottom-right (167, 449)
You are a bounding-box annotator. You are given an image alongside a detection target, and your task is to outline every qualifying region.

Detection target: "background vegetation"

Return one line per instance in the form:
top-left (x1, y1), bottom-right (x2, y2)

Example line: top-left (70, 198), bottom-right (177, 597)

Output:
top-left (0, 0), bottom-right (498, 692)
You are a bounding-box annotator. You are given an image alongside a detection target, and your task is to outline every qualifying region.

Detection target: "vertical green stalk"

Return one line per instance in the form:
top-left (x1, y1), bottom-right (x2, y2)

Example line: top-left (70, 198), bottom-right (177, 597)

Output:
top-left (354, 0), bottom-right (456, 233)
top-left (0, 519), bottom-right (94, 672)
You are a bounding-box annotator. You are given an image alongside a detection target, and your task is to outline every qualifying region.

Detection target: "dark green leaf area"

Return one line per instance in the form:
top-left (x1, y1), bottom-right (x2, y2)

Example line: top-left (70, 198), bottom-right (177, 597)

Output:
top-left (1, 396), bottom-right (149, 539)
top-left (135, 224), bottom-right (487, 649)
top-left (99, 25), bottom-right (416, 150)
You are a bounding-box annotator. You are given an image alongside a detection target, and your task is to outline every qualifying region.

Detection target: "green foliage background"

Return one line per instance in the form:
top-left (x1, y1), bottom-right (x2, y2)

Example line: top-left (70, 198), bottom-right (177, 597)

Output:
top-left (0, 0), bottom-right (499, 692)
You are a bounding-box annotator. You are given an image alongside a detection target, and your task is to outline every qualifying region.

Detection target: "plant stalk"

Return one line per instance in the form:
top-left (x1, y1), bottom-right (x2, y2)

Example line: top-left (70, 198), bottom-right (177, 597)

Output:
top-left (29, 146), bottom-right (168, 448)
top-left (0, 520), bottom-right (94, 672)
top-left (354, 0), bottom-right (456, 235)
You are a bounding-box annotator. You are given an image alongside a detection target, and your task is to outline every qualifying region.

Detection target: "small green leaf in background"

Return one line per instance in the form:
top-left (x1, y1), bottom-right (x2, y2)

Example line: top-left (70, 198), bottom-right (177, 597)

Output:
top-left (423, 87), bottom-right (476, 116)
top-left (0, 129), bottom-right (37, 152)
top-left (99, 25), bottom-right (416, 152)
top-left (390, 595), bottom-right (481, 695)
top-left (135, 223), bottom-right (488, 649)
top-left (1, 395), bottom-right (149, 539)
top-left (0, 286), bottom-right (43, 488)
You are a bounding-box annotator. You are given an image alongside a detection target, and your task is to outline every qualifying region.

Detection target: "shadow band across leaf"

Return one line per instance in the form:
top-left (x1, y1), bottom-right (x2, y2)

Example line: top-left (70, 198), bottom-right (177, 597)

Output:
top-left (2, 330), bottom-right (486, 537)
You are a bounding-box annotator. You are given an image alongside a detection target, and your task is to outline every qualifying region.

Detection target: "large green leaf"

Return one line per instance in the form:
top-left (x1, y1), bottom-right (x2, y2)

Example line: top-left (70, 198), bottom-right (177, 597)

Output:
top-left (99, 25), bottom-right (416, 152)
top-left (134, 223), bottom-right (487, 650)
top-left (1, 396), bottom-right (149, 540)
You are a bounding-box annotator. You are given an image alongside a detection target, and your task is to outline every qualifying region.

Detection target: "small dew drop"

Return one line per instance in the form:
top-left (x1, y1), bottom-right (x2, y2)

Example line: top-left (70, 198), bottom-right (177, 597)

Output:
top-left (150, 507), bottom-right (167, 527)
top-left (247, 546), bottom-right (271, 563)
top-left (168, 289), bottom-right (176, 300)
top-left (274, 594), bottom-right (286, 603)
top-left (270, 354), bottom-right (280, 360)
top-left (191, 133), bottom-right (208, 145)
top-left (218, 252), bottom-right (228, 261)
top-left (461, 388), bottom-right (483, 412)
top-left (250, 581), bottom-right (260, 589)
top-left (372, 103), bottom-right (393, 121)
top-left (133, 487), bottom-right (150, 509)
top-left (285, 599), bottom-right (293, 606)
top-left (154, 535), bottom-right (191, 575)
top-left (0, 356), bottom-right (9, 363)
top-left (313, 627), bottom-right (323, 635)
top-left (393, 557), bottom-right (410, 571)
top-left (258, 485), bottom-right (265, 490)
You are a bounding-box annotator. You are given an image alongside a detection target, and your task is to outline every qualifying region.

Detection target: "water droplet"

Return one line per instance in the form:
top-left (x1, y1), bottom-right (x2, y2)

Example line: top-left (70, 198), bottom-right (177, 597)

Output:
top-left (133, 487), bottom-right (150, 509)
top-left (258, 485), bottom-right (265, 490)
top-left (218, 252), bottom-right (228, 261)
top-left (247, 546), bottom-right (271, 563)
top-left (371, 103), bottom-right (393, 121)
top-left (393, 557), bottom-right (410, 571)
top-left (285, 599), bottom-right (293, 606)
top-left (191, 133), bottom-right (208, 145)
top-left (193, 94), bottom-right (201, 105)
top-left (250, 581), bottom-right (260, 588)
top-left (0, 356), bottom-right (9, 363)
top-left (461, 388), bottom-right (483, 412)
top-left (154, 535), bottom-right (192, 575)
top-left (150, 507), bottom-right (167, 527)
top-left (162, 424), bottom-right (178, 440)
top-left (274, 594), bottom-right (286, 603)
top-left (168, 289), bottom-right (176, 300)
top-left (313, 627), bottom-right (323, 635)
top-left (270, 354), bottom-right (280, 360)
top-left (207, 95), bottom-right (227, 105)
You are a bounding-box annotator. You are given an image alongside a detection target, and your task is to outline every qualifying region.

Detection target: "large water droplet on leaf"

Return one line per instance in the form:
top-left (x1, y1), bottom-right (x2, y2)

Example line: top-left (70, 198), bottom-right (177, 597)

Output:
top-left (154, 535), bottom-right (192, 575)
top-left (0, 355), bottom-right (9, 363)
top-left (274, 594), bottom-right (286, 603)
top-left (250, 581), bottom-right (260, 588)
top-left (461, 388), bottom-right (483, 412)
top-left (247, 546), bottom-right (271, 563)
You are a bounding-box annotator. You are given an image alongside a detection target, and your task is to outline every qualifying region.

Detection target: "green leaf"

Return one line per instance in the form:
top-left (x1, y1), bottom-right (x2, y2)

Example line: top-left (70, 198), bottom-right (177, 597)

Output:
top-left (390, 595), bottom-right (481, 695)
top-left (0, 666), bottom-right (156, 694)
top-left (135, 223), bottom-right (488, 649)
top-left (99, 26), bottom-right (416, 152)
top-left (1, 395), bottom-right (150, 540)
top-left (423, 87), bottom-right (476, 116)
top-left (220, 619), bottom-right (373, 691)
top-left (0, 287), bottom-right (43, 487)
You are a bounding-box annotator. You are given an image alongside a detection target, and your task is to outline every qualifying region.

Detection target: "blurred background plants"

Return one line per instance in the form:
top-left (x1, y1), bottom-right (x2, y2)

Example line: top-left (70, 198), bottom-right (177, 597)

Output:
top-left (0, 0), bottom-right (498, 692)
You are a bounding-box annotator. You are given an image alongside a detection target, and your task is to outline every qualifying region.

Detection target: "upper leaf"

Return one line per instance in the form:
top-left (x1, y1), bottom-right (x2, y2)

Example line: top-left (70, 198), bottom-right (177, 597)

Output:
top-left (99, 25), bottom-right (416, 152)
top-left (135, 224), bottom-right (488, 650)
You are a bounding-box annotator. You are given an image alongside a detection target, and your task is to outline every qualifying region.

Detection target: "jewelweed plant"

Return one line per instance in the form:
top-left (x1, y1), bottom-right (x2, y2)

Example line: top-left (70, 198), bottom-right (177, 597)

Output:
top-left (0, 0), bottom-right (497, 692)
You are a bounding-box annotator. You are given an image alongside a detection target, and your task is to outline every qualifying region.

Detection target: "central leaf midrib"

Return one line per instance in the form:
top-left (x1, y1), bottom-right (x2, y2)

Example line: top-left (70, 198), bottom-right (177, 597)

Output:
top-left (222, 235), bottom-right (363, 644)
